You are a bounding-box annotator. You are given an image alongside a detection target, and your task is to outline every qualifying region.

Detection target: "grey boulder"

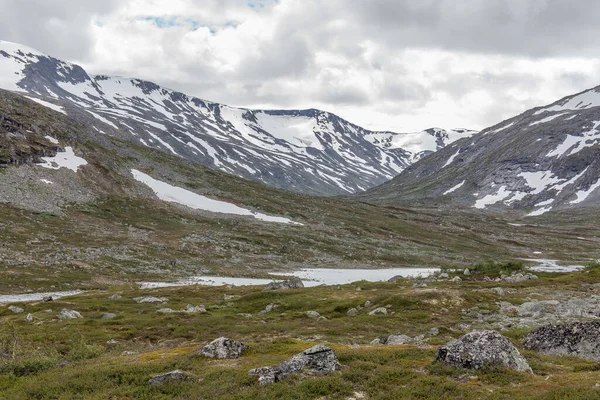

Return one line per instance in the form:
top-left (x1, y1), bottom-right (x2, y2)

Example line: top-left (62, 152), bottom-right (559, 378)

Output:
top-left (265, 277), bottom-right (304, 290)
top-left (523, 321), bottom-right (600, 361)
top-left (8, 305), bottom-right (24, 314)
top-left (249, 344), bottom-right (341, 385)
top-left (134, 296), bottom-right (167, 304)
top-left (58, 309), bottom-right (83, 320)
top-left (199, 337), bottom-right (248, 359)
top-left (368, 307), bottom-right (388, 315)
top-left (436, 330), bottom-right (532, 373)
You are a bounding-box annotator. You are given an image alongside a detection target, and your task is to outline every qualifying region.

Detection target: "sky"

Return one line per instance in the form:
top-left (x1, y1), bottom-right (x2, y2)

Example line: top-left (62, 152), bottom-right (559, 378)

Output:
top-left (1, 0), bottom-right (600, 132)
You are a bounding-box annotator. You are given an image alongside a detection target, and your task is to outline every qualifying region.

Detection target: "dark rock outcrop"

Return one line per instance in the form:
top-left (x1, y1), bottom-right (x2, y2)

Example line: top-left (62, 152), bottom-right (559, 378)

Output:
top-left (523, 321), bottom-right (600, 360)
top-left (249, 344), bottom-right (341, 385)
top-left (265, 277), bottom-right (304, 290)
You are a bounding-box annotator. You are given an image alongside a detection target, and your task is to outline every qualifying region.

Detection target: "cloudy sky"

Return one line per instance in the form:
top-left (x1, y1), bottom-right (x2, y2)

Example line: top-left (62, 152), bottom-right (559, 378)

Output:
top-left (1, 0), bottom-right (600, 132)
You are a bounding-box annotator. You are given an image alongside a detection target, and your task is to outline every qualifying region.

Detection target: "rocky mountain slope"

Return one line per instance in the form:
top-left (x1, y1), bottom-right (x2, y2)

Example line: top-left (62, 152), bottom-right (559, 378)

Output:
top-left (0, 40), bottom-right (475, 196)
top-left (362, 86), bottom-right (600, 215)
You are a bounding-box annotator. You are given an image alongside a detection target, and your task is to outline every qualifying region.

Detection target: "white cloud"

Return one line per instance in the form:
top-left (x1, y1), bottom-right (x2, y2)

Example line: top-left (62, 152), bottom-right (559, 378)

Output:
top-left (2, 0), bottom-right (600, 131)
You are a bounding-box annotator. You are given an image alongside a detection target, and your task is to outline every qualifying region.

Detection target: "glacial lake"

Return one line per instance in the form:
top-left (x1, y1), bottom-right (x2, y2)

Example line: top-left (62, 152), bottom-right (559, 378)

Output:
top-left (138, 267), bottom-right (439, 289)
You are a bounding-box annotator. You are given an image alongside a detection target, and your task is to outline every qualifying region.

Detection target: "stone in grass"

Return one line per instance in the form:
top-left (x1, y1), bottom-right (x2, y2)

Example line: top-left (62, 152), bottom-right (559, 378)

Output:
top-left (306, 311), bottom-right (320, 318)
top-left (148, 370), bottom-right (194, 386)
top-left (347, 308), bottom-right (359, 316)
top-left (157, 308), bottom-right (176, 313)
top-left (8, 305), bottom-right (24, 314)
top-left (249, 344), bottom-right (341, 385)
top-left (265, 277), bottom-right (304, 290)
top-left (523, 320), bottom-right (600, 361)
top-left (364, 301), bottom-right (373, 308)
top-left (134, 296), bottom-right (167, 304)
top-left (101, 313), bottom-right (117, 319)
top-left (184, 304), bottom-right (206, 313)
top-left (436, 330), bottom-right (532, 373)
top-left (25, 313), bottom-right (33, 322)
top-left (109, 294), bottom-right (122, 300)
top-left (368, 307), bottom-right (388, 316)
top-left (58, 309), bottom-right (83, 320)
top-left (199, 337), bottom-right (248, 359)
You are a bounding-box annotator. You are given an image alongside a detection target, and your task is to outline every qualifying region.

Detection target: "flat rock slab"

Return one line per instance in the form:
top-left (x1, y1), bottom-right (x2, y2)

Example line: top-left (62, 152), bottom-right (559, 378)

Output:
top-left (523, 321), bottom-right (600, 361)
top-left (148, 370), bottom-right (193, 385)
top-left (436, 330), bottom-right (532, 373)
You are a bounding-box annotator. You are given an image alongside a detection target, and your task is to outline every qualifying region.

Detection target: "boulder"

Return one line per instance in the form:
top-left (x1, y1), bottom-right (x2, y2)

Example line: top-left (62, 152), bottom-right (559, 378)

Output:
top-left (450, 276), bottom-right (462, 282)
top-left (58, 309), bottom-right (83, 320)
top-left (436, 330), bottom-right (532, 373)
top-left (249, 344), bottom-right (341, 385)
top-left (368, 307), bottom-right (388, 316)
top-left (25, 313), bottom-right (33, 322)
top-left (199, 337), bottom-right (248, 359)
top-left (101, 313), bottom-right (117, 319)
top-left (523, 321), bottom-right (600, 361)
top-left (438, 272), bottom-right (449, 279)
top-left (364, 301), bottom-right (373, 308)
top-left (109, 294), bottom-right (122, 300)
top-left (148, 370), bottom-right (193, 385)
top-left (156, 308), bottom-right (176, 313)
top-left (8, 305), bottom-right (24, 314)
top-left (464, 268), bottom-right (471, 276)
top-left (306, 311), bottom-right (321, 318)
top-left (42, 296), bottom-right (53, 302)
top-left (388, 275), bottom-right (403, 283)
top-left (265, 277), bottom-right (304, 290)
top-left (412, 281), bottom-right (427, 288)
top-left (383, 335), bottom-right (412, 345)
top-left (184, 304), bottom-right (206, 313)
top-left (347, 308), bottom-right (359, 316)
top-left (134, 296), bottom-right (167, 304)
top-left (503, 272), bottom-right (538, 283)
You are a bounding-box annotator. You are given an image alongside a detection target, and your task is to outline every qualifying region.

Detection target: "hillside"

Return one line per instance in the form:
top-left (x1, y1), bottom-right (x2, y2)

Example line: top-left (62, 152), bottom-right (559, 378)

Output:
top-left (361, 86), bottom-right (600, 215)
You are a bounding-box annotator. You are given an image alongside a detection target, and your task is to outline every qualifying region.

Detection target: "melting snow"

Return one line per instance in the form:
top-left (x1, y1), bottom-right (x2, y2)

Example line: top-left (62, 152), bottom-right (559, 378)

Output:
top-left (26, 97), bottom-right (67, 115)
top-left (39, 179), bottom-right (53, 184)
top-left (131, 169), bottom-right (302, 225)
top-left (443, 180), bottom-right (465, 195)
top-left (442, 149), bottom-right (461, 168)
top-left (529, 112), bottom-right (568, 126)
top-left (473, 186), bottom-right (512, 209)
top-left (37, 147), bottom-right (88, 172)
top-left (44, 135), bottom-right (59, 144)
top-left (570, 179), bottom-right (600, 204)
top-left (526, 207), bottom-right (552, 217)
top-left (535, 89), bottom-right (600, 115)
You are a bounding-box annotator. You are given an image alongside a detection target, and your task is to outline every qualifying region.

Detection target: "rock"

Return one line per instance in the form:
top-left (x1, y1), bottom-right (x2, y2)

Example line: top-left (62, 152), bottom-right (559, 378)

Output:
top-left (199, 337), bottom-right (248, 359)
top-left (157, 308), bottom-right (176, 313)
top-left (249, 344), bottom-right (341, 385)
top-left (109, 294), bottom-right (122, 300)
top-left (42, 296), bottom-right (53, 302)
top-left (430, 328), bottom-right (440, 336)
top-left (223, 294), bottom-right (240, 301)
top-left (451, 276), bottom-right (462, 282)
top-left (148, 370), bottom-right (193, 386)
top-left (347, 308), bottom-right (359, 316)
top-left (58, 309), bottom-right (83, 320)
top-left (101, 313), bottom-right (117, 319)
top-left (412, 280), bottom-right (428, 288)
top-left (265, 277), bottom-right (304, 290)
top-left (25, 313), bottom-right (33, 322)
top-left (384, 334), bottom-right (412, 345)
top-left (440, 308), bottom-right (449, 313)
top-left (516, 302), bottom-right (544, 317)
top-left (368, 307), bottom-right (388, 316)
top-left (436, 330), bottom-right (532, 373)
top-left (107, 339), bottom-right (118, 344)
top-left (492, 287), bottom-right (505, 296)
top-left (238, 313), bottom-right (252, 319)
top-left (364, 301), bottom-right (372, 308)
top-left (121, 351), bottom-right (138, 356)
top-left (388, 275), bottom-right (403, 283)
top-left (184, 304), bottom-right (206, 313)
top-left (134, 296), bottom-right (166, 304)
top-left (356, 305), bottom-right (362, 310)
top-left (370, 338), bottom-right (382, 345)
top-left (438, 273), bottom-right (449, 279)
top-left (306, 311), bottom-right (320, 318)
top-left (464, 268), bottom-right (471, 276)
top-left (523, 321), bottom-right (600, 361)
top-left (8, 305), bottom-right (24, 314)
top-left (503, 272), bottom-right (538, 283)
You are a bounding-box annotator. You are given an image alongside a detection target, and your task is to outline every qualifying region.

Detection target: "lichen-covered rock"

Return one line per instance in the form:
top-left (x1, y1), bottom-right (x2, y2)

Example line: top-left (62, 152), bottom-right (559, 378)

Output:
top-left (436, 330), bottom-right (532, 373)
top-left (148, 370), bottom-right (193, 385)
top-left (58, 309), bottom-right (83, 320)
top-left (249, 344), bottom-right (341, 385)
top-left (523, 321), bottom-right (600, 361)
top-left (265, 277), bottom-right (304, 290)
top-left (199, 337), bottom-right (248, 359)
top-left (8, 305), bottom-right (24, 314)
top-left (134, 296), bottom-right (167, 304)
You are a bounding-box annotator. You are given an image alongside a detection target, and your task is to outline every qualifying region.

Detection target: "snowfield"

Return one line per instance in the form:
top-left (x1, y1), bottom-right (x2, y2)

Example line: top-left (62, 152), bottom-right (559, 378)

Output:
top-left (131, 169), bottom-right (302, 225)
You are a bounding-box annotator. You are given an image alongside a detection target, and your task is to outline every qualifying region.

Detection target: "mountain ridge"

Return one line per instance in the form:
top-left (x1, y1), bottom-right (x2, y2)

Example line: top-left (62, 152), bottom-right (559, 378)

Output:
top-left (0, 39), bottom-right (476, 196)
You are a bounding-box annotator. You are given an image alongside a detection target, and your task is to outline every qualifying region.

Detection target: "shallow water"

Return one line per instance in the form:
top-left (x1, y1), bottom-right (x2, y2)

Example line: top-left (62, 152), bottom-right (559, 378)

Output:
top-left (0, 290), bottom-right (83, 304)
top-left (138, 267), bottom-right (439, 289)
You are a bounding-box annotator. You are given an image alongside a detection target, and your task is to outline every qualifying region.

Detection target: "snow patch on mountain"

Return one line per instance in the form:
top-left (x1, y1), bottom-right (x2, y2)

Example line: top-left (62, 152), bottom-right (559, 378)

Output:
top-left (131, 169), bottom-right (301, 225)
top-left (37, 147), bottom-right (88, 172)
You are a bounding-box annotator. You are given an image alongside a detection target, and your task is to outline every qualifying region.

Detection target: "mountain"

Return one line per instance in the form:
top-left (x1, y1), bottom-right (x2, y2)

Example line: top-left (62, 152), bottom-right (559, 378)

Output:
top-left (361, 86), bottom-right (600, 215)
top-left (0, 40), bottom-right (475, 195)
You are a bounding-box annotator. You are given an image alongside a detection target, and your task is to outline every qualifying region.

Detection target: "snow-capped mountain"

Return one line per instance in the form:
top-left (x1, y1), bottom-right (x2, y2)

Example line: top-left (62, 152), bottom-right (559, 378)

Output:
top-left (0, 40), bottom-right (474, 195)
top-left (362, 86), bottom-right (600, 214)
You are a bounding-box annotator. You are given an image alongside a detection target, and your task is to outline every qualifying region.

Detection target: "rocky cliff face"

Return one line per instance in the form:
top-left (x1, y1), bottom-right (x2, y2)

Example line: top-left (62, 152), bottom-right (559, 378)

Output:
top-left (0, 40), bottom-right (475, 196)
top-left (362, 86), bottom-right (600, 214)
